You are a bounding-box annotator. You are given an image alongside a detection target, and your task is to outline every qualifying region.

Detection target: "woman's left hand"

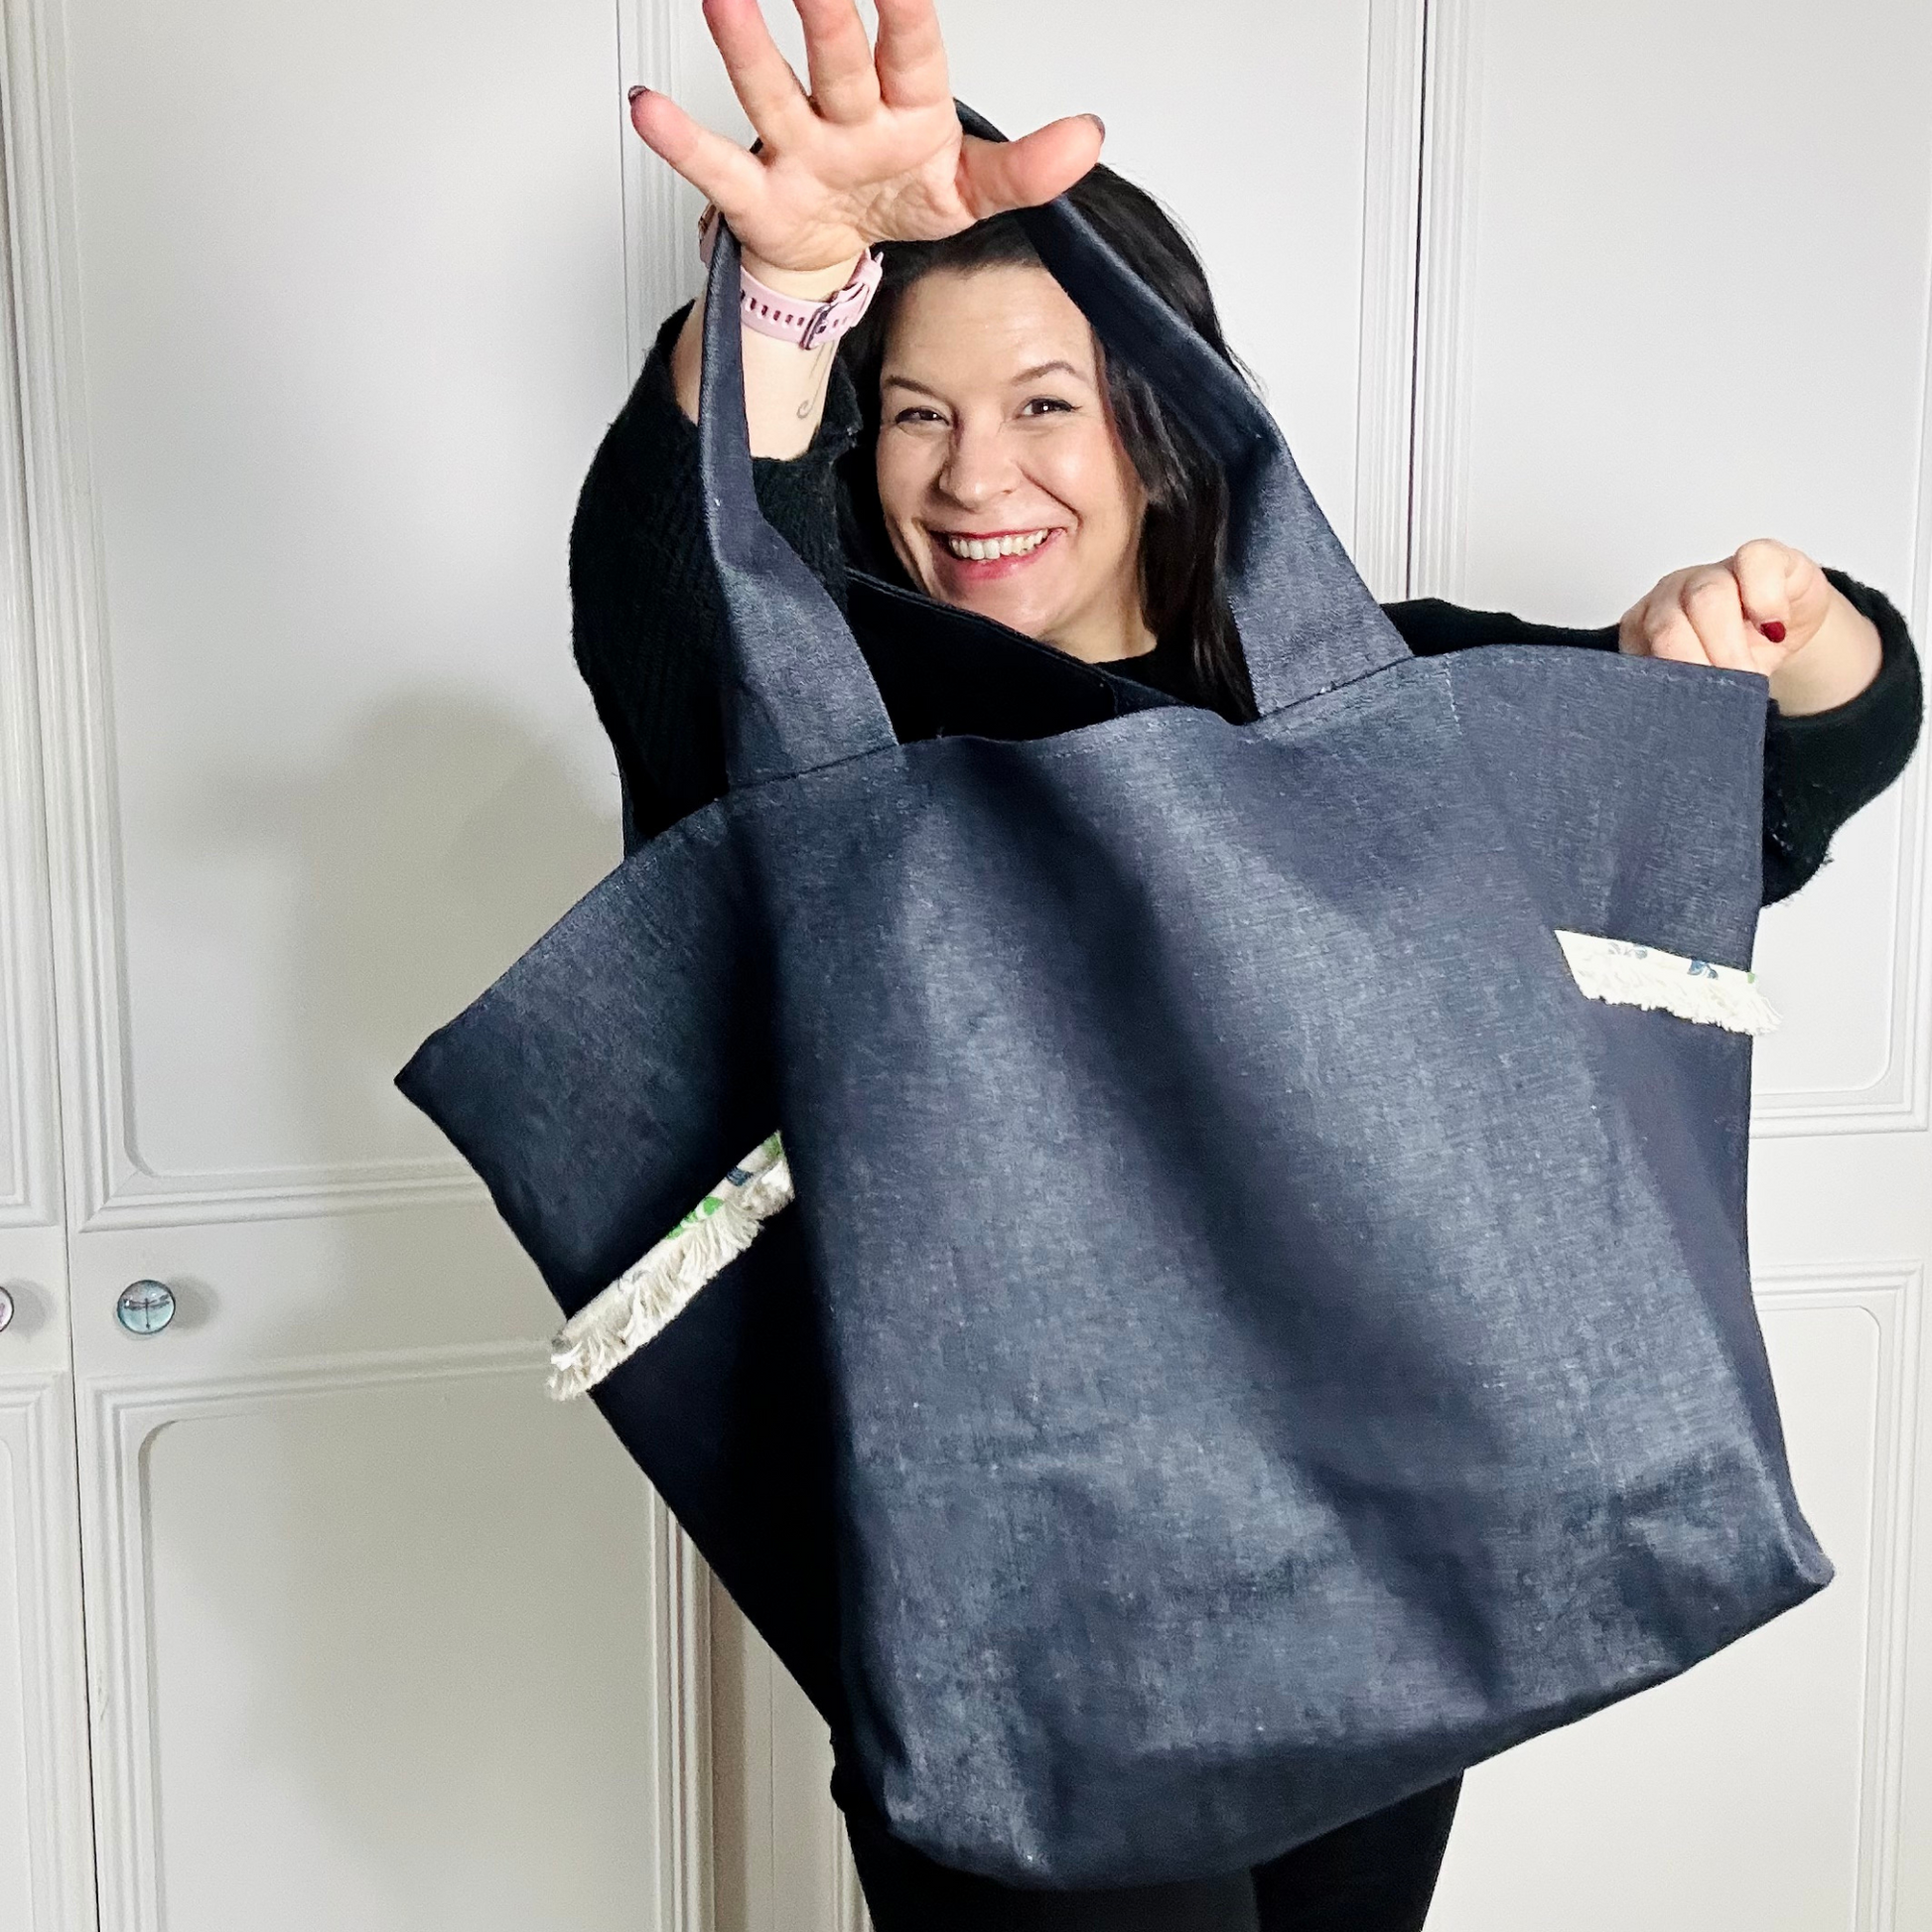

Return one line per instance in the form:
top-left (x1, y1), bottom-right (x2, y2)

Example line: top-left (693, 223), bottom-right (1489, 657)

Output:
top-left (1618, 538), bottom-right (1883, 718)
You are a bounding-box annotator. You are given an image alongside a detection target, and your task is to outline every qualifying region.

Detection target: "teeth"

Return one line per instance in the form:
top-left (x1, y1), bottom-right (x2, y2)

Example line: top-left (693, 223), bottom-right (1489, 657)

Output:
top-left (941, 529), bottom-right (1052, 561)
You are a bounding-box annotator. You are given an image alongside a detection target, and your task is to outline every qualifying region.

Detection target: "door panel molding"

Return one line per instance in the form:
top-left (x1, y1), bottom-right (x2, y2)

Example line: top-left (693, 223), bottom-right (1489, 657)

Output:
top-left (0, 0), bottom-right (469, 1229)
top-left (1410, 0), bottom-right (1482, 614)
top-left (1737, 217), bottom-right (1932, 1137)
top-left (1750, 762), bottom-right (1928, 1138)
top-left (75, 1162), bottom-right (482, 1233)
top-left (621, 11), bottom-right (717, 1925)
top-left (1754, 1261), bottom-right (1924, 1932)
top-left (7, 0), bottom-right (690, 1231)
top-left (4, 0), bottom-right (146, 1229)
top-left (664, 1525), bottom-right (716, 1932)
top-left (1351, 0), bottom-right (1428, 602)
top-left (620, 0), bottom-right (693, 378)
top-left (832, 1816), bottom-right (868, 1932)
top-left (2, 0), bottom-right (487, 1225)
top-left (1409, 0), bottom-right (1932, 1139)
top-left (0, 78), bottom-right (58, 1230)
top-left (78, 1338), bottom-right (709, 1932)
top-left (0, 1374), bottom-right (97, 1932)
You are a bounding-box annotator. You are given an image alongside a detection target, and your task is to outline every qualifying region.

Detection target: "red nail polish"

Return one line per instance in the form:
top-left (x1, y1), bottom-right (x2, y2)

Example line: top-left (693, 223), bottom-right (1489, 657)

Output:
top-left (1759, 621), bottom-right (1787, 644)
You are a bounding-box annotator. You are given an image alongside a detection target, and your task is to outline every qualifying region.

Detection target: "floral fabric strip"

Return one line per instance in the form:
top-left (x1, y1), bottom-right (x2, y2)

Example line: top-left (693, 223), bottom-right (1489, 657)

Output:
top-left (1554, 929), bottom-right (1781, 1036)
top-left (547, 1135), bottom-right (792, 1399)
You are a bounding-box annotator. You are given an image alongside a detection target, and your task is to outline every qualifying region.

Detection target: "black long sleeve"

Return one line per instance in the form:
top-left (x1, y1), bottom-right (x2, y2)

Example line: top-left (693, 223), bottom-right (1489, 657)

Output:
top-left (570, 315), bottom-right (1923, 901)
top-left (569, 306), bottom-right (863, 840)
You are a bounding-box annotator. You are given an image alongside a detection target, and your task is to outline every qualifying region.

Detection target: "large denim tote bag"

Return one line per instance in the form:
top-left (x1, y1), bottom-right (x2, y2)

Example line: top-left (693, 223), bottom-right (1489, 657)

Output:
top-left (398, 158), bottom-right (1831, 1888)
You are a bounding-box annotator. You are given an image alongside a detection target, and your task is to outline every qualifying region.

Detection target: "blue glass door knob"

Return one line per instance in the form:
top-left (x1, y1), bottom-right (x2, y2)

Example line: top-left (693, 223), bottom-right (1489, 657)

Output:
top-left (117, 1280), bottom-right (177, 1336)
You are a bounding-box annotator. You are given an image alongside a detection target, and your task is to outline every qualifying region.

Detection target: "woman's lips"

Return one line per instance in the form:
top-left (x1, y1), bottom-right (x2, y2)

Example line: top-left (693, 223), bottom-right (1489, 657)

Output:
top-left (926, 526), bottom-right (1065, 587)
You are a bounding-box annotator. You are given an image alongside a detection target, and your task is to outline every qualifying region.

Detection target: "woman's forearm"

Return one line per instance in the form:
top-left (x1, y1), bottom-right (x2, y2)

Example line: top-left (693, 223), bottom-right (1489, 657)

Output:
top-left (669, 247), bottom-right (865, 460)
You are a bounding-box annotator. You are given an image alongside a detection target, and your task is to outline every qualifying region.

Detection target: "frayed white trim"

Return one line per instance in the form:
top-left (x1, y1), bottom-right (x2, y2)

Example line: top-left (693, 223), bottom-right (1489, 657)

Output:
top-left (547, 1137), bottom-right (793, 1400)
top-left (1555, 929), bottom-right (1781, 1036)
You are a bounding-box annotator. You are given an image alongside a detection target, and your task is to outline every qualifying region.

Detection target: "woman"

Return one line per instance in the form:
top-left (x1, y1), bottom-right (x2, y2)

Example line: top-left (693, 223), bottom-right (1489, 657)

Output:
top-left (571, 2), bottom-right (1924, 1926)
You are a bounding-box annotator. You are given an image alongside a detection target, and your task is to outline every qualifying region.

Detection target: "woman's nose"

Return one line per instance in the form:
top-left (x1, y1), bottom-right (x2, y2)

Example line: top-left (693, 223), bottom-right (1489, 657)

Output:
top-left (936, 423), bottom-right (1017, 509)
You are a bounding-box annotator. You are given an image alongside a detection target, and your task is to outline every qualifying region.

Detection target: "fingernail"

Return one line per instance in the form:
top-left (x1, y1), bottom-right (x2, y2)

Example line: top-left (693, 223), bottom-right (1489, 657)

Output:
top-left (628, 84), bottom-right (650, 102)
top-left (1759, 621), bottom-right (1787, 643)
top-left (1086, 113), bottom-right (1106, 139)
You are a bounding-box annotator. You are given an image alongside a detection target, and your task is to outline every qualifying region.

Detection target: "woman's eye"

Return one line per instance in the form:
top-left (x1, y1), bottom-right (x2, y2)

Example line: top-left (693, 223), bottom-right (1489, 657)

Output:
top-left (1020, 396), bottom-right (1074, 417)
top-left (892, 406), bottom-right (946, 427)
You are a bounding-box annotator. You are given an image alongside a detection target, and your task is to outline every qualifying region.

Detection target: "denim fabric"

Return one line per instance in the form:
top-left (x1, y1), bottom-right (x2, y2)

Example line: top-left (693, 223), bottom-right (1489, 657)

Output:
top-left (397, 135), bottom-right (1828, 1891)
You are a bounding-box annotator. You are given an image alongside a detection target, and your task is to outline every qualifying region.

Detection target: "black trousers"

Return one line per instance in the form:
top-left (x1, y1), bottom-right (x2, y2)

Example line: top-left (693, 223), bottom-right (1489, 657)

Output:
top-left (836, 1771), bottom-right (1462, 1932)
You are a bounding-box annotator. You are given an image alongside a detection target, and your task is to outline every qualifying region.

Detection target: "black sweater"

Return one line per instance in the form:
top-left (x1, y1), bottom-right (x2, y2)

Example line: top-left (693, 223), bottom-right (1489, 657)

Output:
top-left (570, 310), bottom-right (1924, 904)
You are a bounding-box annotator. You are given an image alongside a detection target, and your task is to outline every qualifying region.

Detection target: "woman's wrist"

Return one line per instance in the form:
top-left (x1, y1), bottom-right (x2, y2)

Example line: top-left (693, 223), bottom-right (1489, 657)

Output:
top-left (668, 238), bottom-right (864, 455)
top-left (1768, 586), bottom-right (1884, 717)
top-left (740, 246), bottom-right (869, 301)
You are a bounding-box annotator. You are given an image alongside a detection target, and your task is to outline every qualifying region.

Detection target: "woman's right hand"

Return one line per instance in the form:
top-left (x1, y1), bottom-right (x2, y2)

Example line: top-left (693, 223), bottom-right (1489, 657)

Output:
top-left (630, 0), bottom-right (1105, 280)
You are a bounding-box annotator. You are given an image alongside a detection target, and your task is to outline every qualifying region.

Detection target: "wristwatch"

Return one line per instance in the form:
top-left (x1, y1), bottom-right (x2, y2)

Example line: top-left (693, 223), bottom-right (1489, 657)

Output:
top-left (698, 204), bottom-right (884, 350)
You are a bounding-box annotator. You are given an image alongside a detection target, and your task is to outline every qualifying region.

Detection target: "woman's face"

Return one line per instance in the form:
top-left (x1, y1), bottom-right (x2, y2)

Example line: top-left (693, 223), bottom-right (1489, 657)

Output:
top-left (875, 264), bottom-right (1155, 663)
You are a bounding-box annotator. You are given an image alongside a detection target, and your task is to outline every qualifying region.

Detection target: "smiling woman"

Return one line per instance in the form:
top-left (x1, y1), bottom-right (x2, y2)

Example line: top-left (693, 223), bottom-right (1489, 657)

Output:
top-left (665, 144), bottom-right (1265, 718)
top-left (563, 0), bottom-right (1926, 1927)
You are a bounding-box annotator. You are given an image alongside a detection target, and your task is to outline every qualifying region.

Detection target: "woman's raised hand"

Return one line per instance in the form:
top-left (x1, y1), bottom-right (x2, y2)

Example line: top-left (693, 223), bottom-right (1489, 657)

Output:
top-left (630, 0), bottom-right (1105, 278)
top-left (1618, 539), bottom-right (1883, 719)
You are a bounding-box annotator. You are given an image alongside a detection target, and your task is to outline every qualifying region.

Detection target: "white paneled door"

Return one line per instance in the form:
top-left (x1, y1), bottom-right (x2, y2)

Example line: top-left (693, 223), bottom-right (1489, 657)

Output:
top-left (1, 224), bottom-right (92, 1932)
top-left (0, 2), bottom-right (1926, 1930)
top-left (8, 0), bottom-right (702, 1926)
top-left (1415, 3), bottom-right (1932, 1929)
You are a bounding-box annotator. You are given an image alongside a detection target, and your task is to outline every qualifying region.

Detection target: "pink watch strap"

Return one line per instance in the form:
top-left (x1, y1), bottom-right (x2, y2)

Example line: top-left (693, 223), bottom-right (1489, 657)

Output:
top-left (698, 207), bottom-right (884, 350)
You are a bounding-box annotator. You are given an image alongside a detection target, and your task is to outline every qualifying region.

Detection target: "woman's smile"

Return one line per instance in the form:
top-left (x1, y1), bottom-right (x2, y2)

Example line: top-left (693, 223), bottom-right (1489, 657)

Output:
top-left (928, 524), bottom-right (1066, 586)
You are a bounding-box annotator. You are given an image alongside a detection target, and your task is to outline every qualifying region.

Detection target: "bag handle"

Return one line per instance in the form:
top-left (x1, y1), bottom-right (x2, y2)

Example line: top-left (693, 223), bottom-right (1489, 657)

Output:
top-left (698, 215), bottom-right (897, 787)
top-left (697, 106), bottom-right (1409, 788)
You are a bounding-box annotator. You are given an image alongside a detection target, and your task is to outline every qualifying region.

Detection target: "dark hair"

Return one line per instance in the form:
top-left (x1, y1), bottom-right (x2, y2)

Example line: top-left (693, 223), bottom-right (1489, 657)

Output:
top-left (837, 164), bottom-right (1258, 724)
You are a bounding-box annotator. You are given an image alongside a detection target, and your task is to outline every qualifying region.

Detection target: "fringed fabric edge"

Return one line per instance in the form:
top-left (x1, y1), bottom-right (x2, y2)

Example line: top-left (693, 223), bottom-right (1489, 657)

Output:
top-left (547, 1135), bottom-right (792, 1401)
top-left (1555, 929), bottom-right (1781, 1036)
